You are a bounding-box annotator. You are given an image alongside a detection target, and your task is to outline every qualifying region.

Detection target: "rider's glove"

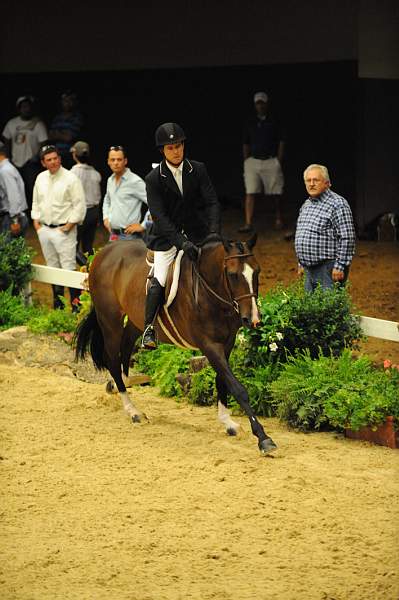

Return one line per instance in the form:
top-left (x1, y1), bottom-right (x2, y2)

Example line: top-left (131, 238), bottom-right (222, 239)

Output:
top-left (182, 240), bottom-right (199, 261)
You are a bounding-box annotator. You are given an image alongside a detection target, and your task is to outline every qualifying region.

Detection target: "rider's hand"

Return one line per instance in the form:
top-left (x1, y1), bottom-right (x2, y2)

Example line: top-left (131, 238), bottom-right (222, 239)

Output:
top-left (182, 240), bottom-right (199, 261)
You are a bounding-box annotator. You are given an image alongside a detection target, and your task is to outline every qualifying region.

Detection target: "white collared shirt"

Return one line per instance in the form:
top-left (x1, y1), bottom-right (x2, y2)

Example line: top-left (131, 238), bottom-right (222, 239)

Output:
top-left (166, 160), bottom-right (183, 194)
top-left (31, 166), bottom-right (86, 225)
top-left (71, 163), bottom-right (101, 208)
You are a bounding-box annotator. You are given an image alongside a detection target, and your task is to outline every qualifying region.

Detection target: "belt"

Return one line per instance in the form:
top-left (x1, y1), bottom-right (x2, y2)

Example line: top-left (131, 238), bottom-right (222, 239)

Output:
top-left (43, 223), bottom-right (66, 228)
top-left (252, 155), bottom-right (275, 160)
top-left (111, 228), bottom-right (126, 235)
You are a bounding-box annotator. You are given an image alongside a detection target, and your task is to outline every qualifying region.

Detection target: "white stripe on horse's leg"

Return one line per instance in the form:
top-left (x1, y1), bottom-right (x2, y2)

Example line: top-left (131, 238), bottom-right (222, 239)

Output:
top-left (120, 391), bottom-right (141, 422)
top-left (218, 400), bottom-right (240, 434)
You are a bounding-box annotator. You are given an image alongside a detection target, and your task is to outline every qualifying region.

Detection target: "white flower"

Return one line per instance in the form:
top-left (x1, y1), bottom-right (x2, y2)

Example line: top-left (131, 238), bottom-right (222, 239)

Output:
top-left (276, 332), bottom-right (283, 340)
top-left (269, 342), bottom-right (278, 352)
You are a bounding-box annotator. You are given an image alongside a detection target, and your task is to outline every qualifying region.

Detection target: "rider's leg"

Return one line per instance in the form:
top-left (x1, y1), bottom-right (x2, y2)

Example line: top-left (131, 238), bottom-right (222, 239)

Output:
top-left (141, 246), bottom-right (177, 349)
top-left (141, 277), bottom-right (164, 349)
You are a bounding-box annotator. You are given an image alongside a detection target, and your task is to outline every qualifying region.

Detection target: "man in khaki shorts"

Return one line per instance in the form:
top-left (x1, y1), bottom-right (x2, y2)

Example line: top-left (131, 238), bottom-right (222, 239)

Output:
top-left (240, 91), bottom-right (285, 232)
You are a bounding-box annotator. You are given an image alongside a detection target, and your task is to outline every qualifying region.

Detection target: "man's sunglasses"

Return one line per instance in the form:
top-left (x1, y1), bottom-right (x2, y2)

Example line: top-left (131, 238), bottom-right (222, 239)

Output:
top-left (109, 145), bottom-right (124, 152)
top-left (40, 145), bottom-right (58, 154)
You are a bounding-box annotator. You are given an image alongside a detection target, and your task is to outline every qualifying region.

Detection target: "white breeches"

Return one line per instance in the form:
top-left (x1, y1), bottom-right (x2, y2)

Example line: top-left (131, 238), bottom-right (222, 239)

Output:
top-left (153, 246), bottom-right (177, 287)
top-left (37, 226), bottom-right (77, 270)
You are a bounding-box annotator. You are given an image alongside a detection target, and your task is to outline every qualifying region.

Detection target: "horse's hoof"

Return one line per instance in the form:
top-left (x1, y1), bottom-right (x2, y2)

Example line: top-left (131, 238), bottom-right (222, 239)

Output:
top-left (226, 427), bottom-right (238, 436)
top-left (105, 381), bottom-right (114, 394)
top-left (131, 414), bottom-right (141, 423)
top-left (259, 437), bottom-right (278, 455)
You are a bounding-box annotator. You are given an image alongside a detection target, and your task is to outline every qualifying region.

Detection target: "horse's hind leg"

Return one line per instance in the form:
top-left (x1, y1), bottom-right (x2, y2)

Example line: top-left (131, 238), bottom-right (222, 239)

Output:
top-left (99, 316), bottom-right (143, 423)
top-left (216, 374), bottom-right (240, 436)
top-left (121, 322), bottom-right (142, 387)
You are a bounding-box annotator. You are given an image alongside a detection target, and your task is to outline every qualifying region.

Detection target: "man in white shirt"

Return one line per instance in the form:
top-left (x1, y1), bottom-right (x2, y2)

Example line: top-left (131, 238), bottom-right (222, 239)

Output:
top-left (102, 145), bottom-right (148, 241)
top-left (2, 96), bottom-right (48, 211)
top-left (31, 145), bottom-right (86, 310)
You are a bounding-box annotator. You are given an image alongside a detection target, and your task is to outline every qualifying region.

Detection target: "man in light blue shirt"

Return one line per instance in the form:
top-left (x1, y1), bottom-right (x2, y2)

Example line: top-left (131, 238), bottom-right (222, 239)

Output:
top-left (0, 143), bottom-right (28, 238)
top-left (102, 145), bottom-right (148, 241)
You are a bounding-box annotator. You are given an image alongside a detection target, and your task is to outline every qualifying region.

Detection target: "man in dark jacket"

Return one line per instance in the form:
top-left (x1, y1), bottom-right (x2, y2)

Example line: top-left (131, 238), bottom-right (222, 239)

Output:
top-left (142, 122), bottom-right (221, 349)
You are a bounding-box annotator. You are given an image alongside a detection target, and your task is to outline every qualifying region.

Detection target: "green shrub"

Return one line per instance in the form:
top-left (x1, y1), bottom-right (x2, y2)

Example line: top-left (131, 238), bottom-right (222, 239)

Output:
top-left (28, 300), bottom-right (78, 334)
top-left (0, 234), bottom-right (34, 294)
top-left (0, 289), bottom-right (36, 330)
top-left (243, 282), bottom-right (363, 367)
top-left (134, 344), bottom-right (193, 397)
top-left (270, 350), bottom-right (399, 432)
top-left (187, 366), bottom-right (217, 406)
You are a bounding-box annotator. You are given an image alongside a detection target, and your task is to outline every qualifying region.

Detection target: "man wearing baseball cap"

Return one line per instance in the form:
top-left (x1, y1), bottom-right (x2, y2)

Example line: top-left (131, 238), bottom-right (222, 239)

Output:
top-left (240, 91), bottom-right (285, 232)
top-left (1, 95), bottom-right (48, 212)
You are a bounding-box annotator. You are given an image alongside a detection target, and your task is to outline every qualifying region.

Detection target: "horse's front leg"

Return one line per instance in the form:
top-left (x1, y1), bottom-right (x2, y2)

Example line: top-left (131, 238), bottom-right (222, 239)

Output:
top-left (216, 373), bottom-right (240, 436)
top-left (204, 343), bottom-right (277, 454)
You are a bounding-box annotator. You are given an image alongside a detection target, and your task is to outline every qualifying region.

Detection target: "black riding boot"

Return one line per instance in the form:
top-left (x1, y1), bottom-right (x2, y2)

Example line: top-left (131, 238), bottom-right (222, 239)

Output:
top-left (141, 278), bottom-right (164, 350)
top-left (52, 285), bottom-right (65, 310)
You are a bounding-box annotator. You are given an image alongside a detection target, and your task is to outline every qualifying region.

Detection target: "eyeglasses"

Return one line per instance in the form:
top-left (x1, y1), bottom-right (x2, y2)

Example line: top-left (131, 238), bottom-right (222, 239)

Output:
top-left (109, 145), bottom-right (124, 152)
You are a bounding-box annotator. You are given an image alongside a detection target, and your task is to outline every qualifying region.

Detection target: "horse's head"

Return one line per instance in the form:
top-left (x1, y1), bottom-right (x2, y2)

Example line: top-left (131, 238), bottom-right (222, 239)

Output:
top-left (223, 233), bottom-right (261, 328)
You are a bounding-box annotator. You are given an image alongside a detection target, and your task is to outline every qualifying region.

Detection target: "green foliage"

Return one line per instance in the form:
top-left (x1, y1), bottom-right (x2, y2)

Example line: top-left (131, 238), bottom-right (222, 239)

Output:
top-left (187, 366), bottom-right (217, 406)
top-left (243, 282), bottom-right (363, 367)
top-left (270, 350), bottom-right (399, 432)
top-left (28, 299), bottom-right (78, 334)
top-left (134, 344), bottom-right (193, 397)
top-left (0, 234), bottom-right (35, 294)
top-left (0, 289), bottom-right (36, 330)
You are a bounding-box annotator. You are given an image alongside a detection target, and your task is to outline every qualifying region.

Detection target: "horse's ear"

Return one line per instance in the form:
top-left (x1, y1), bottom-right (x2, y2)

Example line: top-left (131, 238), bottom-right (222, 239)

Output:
top-left (246, 232), bottom-right (257, 250)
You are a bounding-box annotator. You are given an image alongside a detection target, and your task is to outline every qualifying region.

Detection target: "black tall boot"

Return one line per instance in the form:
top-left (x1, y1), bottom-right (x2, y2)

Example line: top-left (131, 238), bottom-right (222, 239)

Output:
top-left (141, 278), bottom-right (164, 350)
top-left (52, 285), bottom-right (65, 310)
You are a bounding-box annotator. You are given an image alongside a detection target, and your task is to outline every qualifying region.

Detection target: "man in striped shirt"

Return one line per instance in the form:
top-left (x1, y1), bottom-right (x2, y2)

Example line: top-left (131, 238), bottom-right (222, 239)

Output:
top-left (294, 164), bottom-right (355, 292)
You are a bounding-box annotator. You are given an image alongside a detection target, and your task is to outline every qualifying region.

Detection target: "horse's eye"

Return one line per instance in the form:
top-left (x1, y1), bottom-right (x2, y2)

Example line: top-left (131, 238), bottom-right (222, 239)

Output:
top-left (227, 272), bottom-right (239, 281)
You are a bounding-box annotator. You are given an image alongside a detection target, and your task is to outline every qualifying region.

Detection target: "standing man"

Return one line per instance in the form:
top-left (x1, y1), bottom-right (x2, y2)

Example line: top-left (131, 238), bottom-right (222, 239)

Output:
top-left (31, 145), bottom-right (86, 310)
top-left (295, 164), bottom-right (356, 292)
top-left (240, 91), bottom-right (285, 232)
top-left (70, 140), bottom-right (102, 262)
top-left (102, 145), bottom-right (148, 241)
top-left (142, 122), bottom-right (221, 349)
top-left (0, 143), bottom-right (29, 238)
top-left (1, 95), bottom-right (48, 212)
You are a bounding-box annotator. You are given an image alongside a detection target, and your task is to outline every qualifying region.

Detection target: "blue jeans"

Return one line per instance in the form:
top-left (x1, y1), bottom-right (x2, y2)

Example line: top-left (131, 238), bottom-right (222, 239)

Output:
top-left (304, 260), bottom-right (349, 292)
top-left (109, 231), bottom-right (143, 242)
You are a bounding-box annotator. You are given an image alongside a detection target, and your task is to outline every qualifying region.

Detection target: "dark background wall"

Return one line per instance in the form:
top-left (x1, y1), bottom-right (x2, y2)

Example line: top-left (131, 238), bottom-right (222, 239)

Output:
top-left (1, 0), bottom-right (398, 231)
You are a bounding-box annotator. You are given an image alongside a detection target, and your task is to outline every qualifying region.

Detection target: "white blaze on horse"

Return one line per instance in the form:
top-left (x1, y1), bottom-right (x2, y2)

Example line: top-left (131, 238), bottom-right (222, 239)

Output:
top-left (74, 234), bottom-right (277, 454)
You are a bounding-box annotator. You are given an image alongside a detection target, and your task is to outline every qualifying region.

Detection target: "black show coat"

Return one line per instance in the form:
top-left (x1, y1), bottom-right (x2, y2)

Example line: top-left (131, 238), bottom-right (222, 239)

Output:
top-left (145, 158), bottom-right (220, 251)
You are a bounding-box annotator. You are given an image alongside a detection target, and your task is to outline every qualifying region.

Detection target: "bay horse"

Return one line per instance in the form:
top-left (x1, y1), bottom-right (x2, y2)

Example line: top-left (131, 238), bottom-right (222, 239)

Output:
top-left (74, 235), bottom-right (277, 454)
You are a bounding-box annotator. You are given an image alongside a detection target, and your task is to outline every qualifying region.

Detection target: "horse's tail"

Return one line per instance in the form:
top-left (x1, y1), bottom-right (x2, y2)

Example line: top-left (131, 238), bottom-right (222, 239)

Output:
top-left (74, 307), bottom-right (107, 371)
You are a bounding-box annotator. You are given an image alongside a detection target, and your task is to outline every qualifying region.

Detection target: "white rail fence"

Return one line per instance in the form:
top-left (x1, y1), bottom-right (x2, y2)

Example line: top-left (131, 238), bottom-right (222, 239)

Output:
top-left (29, 264), bottom-right (399, 343)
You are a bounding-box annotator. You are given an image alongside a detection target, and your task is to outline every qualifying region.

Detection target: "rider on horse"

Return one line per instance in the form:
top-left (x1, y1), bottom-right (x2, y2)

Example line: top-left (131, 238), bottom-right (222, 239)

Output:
top-left (141, 122), bottom-right (221, 349)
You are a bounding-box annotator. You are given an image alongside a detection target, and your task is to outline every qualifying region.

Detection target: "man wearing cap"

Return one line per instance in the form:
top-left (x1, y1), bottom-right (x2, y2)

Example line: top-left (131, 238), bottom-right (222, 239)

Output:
top-left (0, 142), bottom-right (29, 238)
top-left (240, 91), bottom-right (285, 232)
top-left (1, 95), bottom-right (48, 211)
top-left (141, 122), bottom-right (221, 349)
top-left (32, 145), bottom-right (86, 310)
top-left (71, 141), bottom-right (102, 262)
top-left (102, 145), bottom-right (148, 241)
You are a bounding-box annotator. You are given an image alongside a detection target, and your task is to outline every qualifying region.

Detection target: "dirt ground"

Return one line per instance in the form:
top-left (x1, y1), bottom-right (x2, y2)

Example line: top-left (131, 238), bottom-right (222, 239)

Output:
top-left (1, 206), bottom-right (399, 600)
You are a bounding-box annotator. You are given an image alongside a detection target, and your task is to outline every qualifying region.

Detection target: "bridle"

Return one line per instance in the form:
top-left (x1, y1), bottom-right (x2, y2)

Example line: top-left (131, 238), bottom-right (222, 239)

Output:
top-left (192, 248), bottom-right (257, 313)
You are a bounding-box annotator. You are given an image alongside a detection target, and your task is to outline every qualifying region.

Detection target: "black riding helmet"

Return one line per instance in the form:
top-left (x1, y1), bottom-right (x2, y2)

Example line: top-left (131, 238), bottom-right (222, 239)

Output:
top-left (155, 122), bottom-right (186, 148)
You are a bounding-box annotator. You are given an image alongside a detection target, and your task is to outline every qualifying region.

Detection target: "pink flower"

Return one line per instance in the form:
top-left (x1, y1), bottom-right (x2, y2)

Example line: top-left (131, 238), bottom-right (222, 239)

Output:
top-left (383, 359), bottom-right (392, 369)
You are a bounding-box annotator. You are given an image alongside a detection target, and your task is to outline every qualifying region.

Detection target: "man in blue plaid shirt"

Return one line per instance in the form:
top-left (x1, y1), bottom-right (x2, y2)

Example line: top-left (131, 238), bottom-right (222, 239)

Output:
top-left (295, 164), bottom-right (355, 292)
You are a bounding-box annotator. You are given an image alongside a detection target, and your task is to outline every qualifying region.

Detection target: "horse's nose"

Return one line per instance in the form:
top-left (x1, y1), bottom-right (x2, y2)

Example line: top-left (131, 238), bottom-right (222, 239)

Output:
top-left (252, 316), bottom-right (260, 328)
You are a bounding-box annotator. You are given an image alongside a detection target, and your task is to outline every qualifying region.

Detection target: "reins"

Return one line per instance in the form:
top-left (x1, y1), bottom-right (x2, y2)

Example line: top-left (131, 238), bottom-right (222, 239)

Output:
top-left (191, 247), bottom-right (257, 312)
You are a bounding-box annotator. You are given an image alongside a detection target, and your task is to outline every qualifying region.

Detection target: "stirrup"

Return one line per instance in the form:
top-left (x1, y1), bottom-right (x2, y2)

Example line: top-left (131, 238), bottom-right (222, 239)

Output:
top-left (141, 325), bottom-right (157, 350)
